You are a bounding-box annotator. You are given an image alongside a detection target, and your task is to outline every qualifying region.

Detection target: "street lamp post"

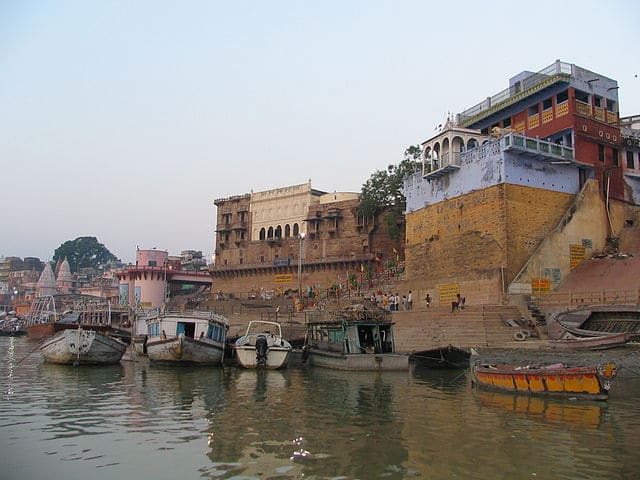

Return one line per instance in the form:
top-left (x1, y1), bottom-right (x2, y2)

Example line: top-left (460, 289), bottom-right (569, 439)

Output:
top-left (298, 233), bottom-right (306, 299)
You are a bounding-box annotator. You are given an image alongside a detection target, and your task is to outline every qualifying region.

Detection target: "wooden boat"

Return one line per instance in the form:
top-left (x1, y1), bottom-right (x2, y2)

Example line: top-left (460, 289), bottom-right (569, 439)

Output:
top-left (410, 345), bottom-right (470, 369)
top-left (234, 320), bottom-right (292, 369)
top-left (303, 304), bottom-right (409, 371)
top-left (41, 327), bottom-right (127, 365)
top-left (548, 304), bottom-right (640, 340)
top-left (25, 294), bottom-right (112, 340)
top-left (145, 310), bottom-right (229, 365)
top-left (471, 361), bottom-right (617, 400)
top-left (549, 331), bottom-right (634, 350)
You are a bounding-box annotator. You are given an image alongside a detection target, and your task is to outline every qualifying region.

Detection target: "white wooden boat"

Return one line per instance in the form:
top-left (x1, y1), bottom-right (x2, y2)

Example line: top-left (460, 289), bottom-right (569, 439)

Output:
top-left (234, 320), bottom-right (292, 369)
top-left (303, 305), bottom-right (409, 371)
top-left (41, 327), bottom-right (127, 365)
top-left (145, 310), bottom-right (229, 365)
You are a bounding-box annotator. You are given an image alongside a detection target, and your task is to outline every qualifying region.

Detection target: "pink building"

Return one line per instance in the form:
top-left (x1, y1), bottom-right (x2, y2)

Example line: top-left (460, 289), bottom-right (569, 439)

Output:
top-left (115, 249), bottom-right (212, 308)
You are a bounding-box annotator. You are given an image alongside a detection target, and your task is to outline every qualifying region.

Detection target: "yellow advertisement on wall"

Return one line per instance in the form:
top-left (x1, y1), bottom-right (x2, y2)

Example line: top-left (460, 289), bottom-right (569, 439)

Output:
top-left (438, 283), bottom-right (460, 304)
top-left (569, 244), bottom-right (586, 270)
top-left (275, 274), bottom-right (293, 285)
top-left (531, 278), bottom-right (551, 294)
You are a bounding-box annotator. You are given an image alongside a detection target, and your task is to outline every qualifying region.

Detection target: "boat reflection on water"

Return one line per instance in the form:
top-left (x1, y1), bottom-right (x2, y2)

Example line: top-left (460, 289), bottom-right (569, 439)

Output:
top-left (231, 367), bottom-right (289, 402)
top-left (474, 389), bottom-right (605, 430)
top-left (410, 362), bottom-right (469, 393)
top-left (39, 360), bottom-right (125, 388)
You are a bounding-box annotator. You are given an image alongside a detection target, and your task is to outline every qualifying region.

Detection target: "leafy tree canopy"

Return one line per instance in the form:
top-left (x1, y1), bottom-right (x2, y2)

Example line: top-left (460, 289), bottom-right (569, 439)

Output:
top-left (53, 236), bottom-right (119, 272)
top-left (359, 145), bottom-right (422, 218)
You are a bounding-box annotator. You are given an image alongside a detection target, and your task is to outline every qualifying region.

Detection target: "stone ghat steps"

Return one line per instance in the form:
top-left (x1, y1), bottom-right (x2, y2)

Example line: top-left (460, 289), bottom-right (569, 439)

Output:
top-left (391, 305), bottom-right (530, 353)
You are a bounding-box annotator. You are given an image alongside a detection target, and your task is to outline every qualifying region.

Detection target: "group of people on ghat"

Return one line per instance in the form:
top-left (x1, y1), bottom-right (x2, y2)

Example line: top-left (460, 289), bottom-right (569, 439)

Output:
top-left (423, 292), bottom-right (465, 312)
top-left (370, 291), bottom-right (413, 311)
top-left (370, 290), bottom-right (465, 312)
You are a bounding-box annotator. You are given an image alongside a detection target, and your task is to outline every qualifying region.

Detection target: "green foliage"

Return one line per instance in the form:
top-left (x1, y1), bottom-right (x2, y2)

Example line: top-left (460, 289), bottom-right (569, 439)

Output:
top-left (359, 145), bottom-right (422, 218)
top-left (384, 213), bottom-right (402, 241)
top-left (53, 236), bottom-right (119, 272)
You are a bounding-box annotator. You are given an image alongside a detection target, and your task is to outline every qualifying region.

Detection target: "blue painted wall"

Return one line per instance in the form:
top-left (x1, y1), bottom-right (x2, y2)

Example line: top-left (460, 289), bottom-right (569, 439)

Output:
top-left (404, 139), bottom-right (582, 213)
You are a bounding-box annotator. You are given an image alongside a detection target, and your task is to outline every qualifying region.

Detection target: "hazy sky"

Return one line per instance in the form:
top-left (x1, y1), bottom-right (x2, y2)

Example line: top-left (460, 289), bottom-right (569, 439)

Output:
top-left (1, 1), bottom-right (638, 264)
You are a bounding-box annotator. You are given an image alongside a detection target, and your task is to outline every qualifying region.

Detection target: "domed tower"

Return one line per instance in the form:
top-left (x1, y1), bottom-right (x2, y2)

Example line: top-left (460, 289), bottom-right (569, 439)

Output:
top-left (36, 262), bottom-right (57, 297)
top-left (56, 258), bottom-right (73, 294)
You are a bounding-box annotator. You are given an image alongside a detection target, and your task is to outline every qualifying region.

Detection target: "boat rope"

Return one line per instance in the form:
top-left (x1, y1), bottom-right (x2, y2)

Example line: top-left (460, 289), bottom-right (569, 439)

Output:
top-left (448, 368), bottom-right (469, 385)
top-left (13, 341), bottom-right (43, 367)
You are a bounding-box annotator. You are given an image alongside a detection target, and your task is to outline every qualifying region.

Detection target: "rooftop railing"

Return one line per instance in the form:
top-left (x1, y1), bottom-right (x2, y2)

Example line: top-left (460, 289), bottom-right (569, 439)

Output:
top-left (458, 60), bottom-right (573, 125)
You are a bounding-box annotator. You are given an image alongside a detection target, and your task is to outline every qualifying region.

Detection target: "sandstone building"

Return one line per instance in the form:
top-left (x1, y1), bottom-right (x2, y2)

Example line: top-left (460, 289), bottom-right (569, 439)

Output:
top-left (210, 181), bottom-right (403, 299)
top-left (403, 60), bottom-right (640, 307)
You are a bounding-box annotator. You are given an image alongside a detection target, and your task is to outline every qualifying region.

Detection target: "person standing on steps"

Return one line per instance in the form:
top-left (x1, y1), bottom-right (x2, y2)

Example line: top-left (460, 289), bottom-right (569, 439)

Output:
top-left (407, 291), bottom-right (413, 310)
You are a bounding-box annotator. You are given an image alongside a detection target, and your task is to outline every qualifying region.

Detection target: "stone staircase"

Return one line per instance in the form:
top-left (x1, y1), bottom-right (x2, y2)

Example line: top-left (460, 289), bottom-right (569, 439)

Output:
top-left (391, 304), bottom-right (533, 353)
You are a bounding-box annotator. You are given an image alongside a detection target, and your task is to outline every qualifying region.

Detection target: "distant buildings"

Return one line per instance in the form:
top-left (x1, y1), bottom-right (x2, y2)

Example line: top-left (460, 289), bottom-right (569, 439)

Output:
top-left (1, 247), bottom-right (210, 311)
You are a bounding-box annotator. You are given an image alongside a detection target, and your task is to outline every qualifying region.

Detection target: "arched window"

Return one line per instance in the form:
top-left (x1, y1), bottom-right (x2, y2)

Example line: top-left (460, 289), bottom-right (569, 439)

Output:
top-left (467, 138), bottom-right (478, 150)
top-left (267, 226), bottom-right (274, 238)
top-left (275, 225), bottom-right (282, 238)
top-left (284, 224), bottom-right (291, 237)
top-left (259, 228), bottom-right (266, 240)
top-left (293, 223), bottom-right (299, 236)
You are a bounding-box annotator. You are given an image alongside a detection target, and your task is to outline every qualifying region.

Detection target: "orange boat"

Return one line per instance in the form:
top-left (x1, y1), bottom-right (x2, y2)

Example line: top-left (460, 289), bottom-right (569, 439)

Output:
top-left (471, 362), bottom-right (617, 401)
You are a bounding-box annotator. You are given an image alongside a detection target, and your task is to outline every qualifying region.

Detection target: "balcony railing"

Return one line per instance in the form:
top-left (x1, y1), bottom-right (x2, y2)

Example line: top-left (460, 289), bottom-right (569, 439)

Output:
top-left (575, 100), bottom-right (619, 126)
top-left (423, 151), bottom-right (462, 178)
top-left (503, 133), bottom-right (574, 161)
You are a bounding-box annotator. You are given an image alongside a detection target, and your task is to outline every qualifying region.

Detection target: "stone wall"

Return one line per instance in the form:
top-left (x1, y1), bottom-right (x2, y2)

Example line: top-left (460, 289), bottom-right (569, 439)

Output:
top-left (504, 183), bottom-right (575, 282)
top-left (405, 183), bottom-right (574, 304)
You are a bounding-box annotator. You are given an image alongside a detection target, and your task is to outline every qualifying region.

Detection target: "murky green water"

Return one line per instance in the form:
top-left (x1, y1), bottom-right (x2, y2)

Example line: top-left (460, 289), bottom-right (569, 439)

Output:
top-left (1, 336), bottom-right (640, 479)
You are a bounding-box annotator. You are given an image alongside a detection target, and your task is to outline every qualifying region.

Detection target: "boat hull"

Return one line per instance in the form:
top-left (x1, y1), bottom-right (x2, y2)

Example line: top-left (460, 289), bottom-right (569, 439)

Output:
top-left (471, 363), bottom-right (616, 401)
top-left (233, 321), bottom-right (292, 369)
top-left (235, 345), bottom-right (290, 369)
top-left (549, 332), bottom-right (633, 350)
top-left (307, 348), bottom-right (409, 371)
top-left (409, 346), bottom-right (470, 369)
top-left (41, 329), bottom-right (127, 365)
top-left (147, 335), bottom-right (225, 365)
top-left (26, 322), bottom-right (55, 340)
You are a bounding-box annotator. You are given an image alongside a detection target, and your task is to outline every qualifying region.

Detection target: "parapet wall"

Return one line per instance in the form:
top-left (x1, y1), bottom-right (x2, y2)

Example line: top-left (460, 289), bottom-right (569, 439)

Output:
top-left (509, 179), bottom-right (608, 294)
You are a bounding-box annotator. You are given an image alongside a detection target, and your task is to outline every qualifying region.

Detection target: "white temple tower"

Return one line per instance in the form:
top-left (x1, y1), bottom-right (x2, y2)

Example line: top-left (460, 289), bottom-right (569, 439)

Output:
top-left (36, 263), bottom-right (57, 297)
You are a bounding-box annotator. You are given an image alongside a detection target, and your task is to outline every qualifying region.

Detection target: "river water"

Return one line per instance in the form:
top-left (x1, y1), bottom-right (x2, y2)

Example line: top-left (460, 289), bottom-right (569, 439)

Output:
top-left (1, 336), bottom-right (640, 480)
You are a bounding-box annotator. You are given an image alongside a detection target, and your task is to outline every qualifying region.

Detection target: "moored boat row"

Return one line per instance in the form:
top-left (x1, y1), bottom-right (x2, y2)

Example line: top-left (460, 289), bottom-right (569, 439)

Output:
top-left (17, 297), bottom-right (626, 401)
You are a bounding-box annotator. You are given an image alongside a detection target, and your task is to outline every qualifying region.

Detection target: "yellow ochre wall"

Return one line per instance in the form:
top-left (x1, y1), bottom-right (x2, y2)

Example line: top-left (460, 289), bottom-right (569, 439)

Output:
top-left (404, 184), bottom-right (574, 305)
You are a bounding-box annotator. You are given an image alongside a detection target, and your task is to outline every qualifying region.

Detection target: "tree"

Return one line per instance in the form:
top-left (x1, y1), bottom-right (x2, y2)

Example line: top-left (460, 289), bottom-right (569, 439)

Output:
top-left (358, 145), bottom-right (422, 225)
top-left (53, 236), bottom-right (119, 272)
